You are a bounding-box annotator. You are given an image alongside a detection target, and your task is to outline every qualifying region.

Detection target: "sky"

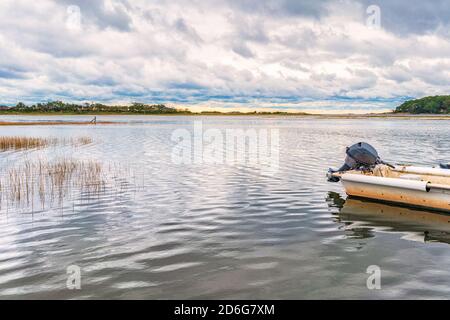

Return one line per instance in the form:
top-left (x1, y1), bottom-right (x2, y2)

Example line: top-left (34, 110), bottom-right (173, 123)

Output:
top-left (0, 0), bottom-right (450, 113)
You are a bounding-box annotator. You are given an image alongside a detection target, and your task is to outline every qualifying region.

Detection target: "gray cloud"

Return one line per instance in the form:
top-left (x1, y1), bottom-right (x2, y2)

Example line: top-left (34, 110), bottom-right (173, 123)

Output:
top-left (0, 0), bottom-right (449, 111)
top-left (232, 41), bottom-right (255, 58)
top-left (174, 18), bottom-right (203, 44)
top-left (227, 0), bottom-right (329, 18)
top-left (359, 0), bottom-right (450, 35)
top-left (60, 0), bottom-right (133, 31)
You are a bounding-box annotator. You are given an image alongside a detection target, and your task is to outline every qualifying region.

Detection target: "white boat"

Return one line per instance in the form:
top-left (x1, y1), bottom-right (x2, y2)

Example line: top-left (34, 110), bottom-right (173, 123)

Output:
top-left (328, 164), bottom-right (450, 212)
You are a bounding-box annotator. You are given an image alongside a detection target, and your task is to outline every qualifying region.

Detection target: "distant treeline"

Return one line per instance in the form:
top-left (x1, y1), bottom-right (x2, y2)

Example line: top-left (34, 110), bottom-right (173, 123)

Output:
top-left (395, 95), bottom-right (450, 114)
top-left (0, 101), bottom-right (190, 114)
top-left (0, 101), bottom-right (309, 115)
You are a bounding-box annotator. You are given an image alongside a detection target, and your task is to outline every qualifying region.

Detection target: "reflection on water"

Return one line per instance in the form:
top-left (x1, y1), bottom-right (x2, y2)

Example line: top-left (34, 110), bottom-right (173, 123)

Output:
top-left (327, 192), bottom-right (450, 244)
top-left (0, 116), bottom-right (449, 299)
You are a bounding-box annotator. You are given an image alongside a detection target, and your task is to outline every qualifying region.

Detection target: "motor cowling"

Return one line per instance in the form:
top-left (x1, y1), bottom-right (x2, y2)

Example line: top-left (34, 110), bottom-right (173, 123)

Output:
top-left (344, 142), bottom-right (380, 169)
top-left (328, 142), bottom-right (382, 182)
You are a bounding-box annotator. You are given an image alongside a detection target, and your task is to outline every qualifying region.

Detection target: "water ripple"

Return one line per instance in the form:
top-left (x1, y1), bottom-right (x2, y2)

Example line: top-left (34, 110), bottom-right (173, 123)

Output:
top-left (0, 117), bottom-right (449, 298)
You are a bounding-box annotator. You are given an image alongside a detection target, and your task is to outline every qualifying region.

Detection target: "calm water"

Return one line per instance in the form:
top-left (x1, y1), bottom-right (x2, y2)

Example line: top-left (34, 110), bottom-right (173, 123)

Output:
top-left (0, 115), bottom-right (449, 299)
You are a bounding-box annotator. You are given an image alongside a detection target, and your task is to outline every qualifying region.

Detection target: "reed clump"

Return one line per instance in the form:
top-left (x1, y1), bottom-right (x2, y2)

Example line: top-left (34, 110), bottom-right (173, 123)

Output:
top-left (0, 136), bottom-right (54, 151)
top-left (0, 136), bottom-right (92, 151)
top-left (3, 158), bottom-right (106, 211)
top-left (74, 136), bottom-right (93, 145)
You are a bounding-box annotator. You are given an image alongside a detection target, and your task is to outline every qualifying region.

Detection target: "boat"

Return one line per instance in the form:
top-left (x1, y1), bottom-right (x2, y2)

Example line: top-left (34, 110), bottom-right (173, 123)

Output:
top-left (327, 142), bottom-right (450, 212)
top-left (328, 164), bottom-right (450, 212)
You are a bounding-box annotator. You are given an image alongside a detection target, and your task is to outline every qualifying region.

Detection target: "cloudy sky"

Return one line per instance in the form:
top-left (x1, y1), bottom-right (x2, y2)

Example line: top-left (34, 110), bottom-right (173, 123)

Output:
top-left (1, 0), bottom-right (450, 113)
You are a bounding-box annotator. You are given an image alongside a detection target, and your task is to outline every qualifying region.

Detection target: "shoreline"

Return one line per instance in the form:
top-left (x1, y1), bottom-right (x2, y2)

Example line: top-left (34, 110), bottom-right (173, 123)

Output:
top-left (0, 120), bottom-right (117, 126)
top-left (0, 113), bottom-right (449, 126)
top-left (0, 112), bottom-right (449, 118)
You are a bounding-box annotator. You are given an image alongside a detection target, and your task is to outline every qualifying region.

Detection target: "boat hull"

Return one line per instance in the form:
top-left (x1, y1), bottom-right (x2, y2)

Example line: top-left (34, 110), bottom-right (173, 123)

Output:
top-left (342, 179), bottom-right (450, 212)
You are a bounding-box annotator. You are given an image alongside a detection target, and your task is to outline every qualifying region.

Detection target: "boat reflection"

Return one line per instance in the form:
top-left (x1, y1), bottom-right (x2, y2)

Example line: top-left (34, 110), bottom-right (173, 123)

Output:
top-left (327, 192), bottom-right (450, 244)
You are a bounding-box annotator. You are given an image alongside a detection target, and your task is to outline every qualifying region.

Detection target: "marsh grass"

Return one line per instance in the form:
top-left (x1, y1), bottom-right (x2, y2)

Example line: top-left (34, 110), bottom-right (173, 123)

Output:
top-left (74, 136), bottom-right (93, 146)
top-left (3, 158), bottom-right (106, 212)
top-left (0, 136), bottom-right (92, 151)
top-left (0, 136), bottom-right (54, 151)
top-left (0, 133), bottom-right (142, 213)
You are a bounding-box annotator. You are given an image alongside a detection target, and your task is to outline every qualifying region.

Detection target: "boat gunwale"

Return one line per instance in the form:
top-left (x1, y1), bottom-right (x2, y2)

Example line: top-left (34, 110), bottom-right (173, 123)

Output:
top-left (393, 165), bottom-right (450, 178)
top-left (429, 183), bottom-right (450, 191)
top-left (330, 165), bottom-right (450, 191)
top-left (341, 173), bottom-right (431, 192)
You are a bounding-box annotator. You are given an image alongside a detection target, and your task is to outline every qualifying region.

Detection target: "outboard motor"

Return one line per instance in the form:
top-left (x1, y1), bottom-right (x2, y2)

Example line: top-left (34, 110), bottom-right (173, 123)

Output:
top-left (328, 142), bottom-right (390, 182)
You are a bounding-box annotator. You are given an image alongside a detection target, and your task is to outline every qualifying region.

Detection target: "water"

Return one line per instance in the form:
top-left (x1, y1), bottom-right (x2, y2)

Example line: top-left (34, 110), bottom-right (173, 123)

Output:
top-left (0, 115), bottom-right (449, 299)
